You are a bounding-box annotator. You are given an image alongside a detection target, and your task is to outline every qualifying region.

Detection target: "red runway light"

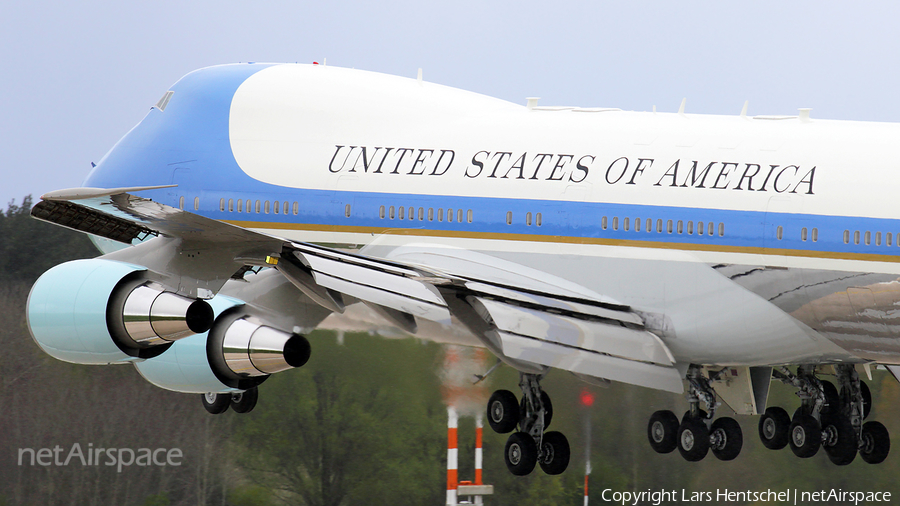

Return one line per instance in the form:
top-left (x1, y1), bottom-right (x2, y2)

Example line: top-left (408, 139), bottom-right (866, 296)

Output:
top-left (580, 390), bottom-right (595, 407)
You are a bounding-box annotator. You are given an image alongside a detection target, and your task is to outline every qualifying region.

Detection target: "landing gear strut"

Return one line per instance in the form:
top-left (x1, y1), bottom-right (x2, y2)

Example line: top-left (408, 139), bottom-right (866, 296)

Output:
top-left (487, 373), bottom-right (570, 476)
top-left (647, 365), bottom-right (743, 462)
top-left (762, 364), bottom-right (889, 465)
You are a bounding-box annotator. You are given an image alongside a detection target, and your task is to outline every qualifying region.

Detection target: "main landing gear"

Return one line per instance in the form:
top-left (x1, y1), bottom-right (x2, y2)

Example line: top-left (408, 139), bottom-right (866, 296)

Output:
top-left (487, 373), bottom-right (570, 476)
top-left (201, 386), bottom-right (259, 415)
top-left (647, 365), bottom-right (743, 462)
top-left (760, 365), bottom-right (889, 465)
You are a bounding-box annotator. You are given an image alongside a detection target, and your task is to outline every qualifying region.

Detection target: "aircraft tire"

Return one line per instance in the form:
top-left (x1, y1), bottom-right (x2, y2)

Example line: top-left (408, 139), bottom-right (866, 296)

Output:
top-left (201, 392), bottom-right (230, 414)
top-left (859, 421), bottom-right (890, 464)
top-left (789, 412), bottom-right (821, 458)
top-left (231, 387), bottom-right (259, 414)
top-left (677, 417), bottom-right (709, 462)
top-left (710, 417), bottom-right (743, 461)
top-left (539, 431), bottom-right (570, 475)
top-left (648, 410), bottom-right (679, 454)
top-left (820, 381), bottom-right (839, 417)
top-left (822, 415), bottom-right (857, 466)
top-left (488, 390), bottom-right (520, 434)
top-left (505, 432), bottom-right (537, 476)
top-left (758, 407), bottom-right (791, 450)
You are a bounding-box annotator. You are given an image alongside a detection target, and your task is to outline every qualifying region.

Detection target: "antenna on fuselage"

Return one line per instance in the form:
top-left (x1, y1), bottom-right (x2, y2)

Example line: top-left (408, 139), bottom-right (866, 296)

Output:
top-left (678, 98), bottom-right (686, 116)
top-left (740, 100), bottom-right (749, 118)
top-left (417, 68), bottom-right (423, 84)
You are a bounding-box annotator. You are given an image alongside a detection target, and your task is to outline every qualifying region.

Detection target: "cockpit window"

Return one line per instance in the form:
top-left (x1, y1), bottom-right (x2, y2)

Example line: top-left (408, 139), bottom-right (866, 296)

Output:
top-left (155, 91), bottom-right (174, 111)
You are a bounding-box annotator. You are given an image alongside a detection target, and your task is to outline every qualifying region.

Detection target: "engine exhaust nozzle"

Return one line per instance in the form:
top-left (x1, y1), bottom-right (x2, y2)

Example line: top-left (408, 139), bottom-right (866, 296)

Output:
top-left (222, 318), bottom-right (311, 377)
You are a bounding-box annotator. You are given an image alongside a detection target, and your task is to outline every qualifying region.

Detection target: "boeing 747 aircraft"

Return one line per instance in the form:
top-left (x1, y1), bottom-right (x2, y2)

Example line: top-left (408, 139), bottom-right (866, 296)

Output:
top-left (26, 63), bottom-right (900, 475)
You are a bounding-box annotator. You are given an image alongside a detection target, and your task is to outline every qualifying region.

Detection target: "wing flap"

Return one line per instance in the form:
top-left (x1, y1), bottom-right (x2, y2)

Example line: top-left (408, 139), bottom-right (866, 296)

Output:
top-left (497, 332), bottom-right (684, 393)
top-left (476, 297), bottom-right (674, 365)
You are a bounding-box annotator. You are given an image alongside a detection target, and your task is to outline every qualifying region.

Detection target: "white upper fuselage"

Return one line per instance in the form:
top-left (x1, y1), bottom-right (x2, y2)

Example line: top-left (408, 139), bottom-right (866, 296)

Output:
top-left (86, 63), bottom-right (900, 367)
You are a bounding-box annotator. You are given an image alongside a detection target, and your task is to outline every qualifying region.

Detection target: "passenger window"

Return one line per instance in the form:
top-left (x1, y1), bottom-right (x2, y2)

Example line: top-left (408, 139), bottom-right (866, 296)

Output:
top-left (854, 231), bottom-right (860, 245)
top-left (677, 220), bottom-right (683, 234)
top-left (408, 207), bottom-right (414, 220)
top-left (667, 220), bottom-right (673, 234)
top-left (601, 217), bottom-right (607, 230)
top-left (448, 208), bottom-right (454, 222)
top-left (468, 210), bottom-right (474, 223)
top-left (438, 208), bottom-right (444, 222)
top-left (345, 204), bottom-right (351, 218)
top-left (179, 196), bottom-right (184, 210)
top-left (505, 211), bottom-right (511, 225)
top-left (613, 217), bottom-right (619, 230)
top-left (399, 206), bottom-right (405, 220)
top-left (535, 212), bottom-right (541, 226)
top-left (635, 218), bottom-right (641, 231)
top-left (876, 232), bottom-right (882, 246)
top-left (284, 201), bottom-right (289, 214)
top-left (292, 202), bottom-right (299, 215)
top-left (718, 223), bottom-right (724, 237)
top-left (274, 201), bottom-right (280, 214)
top-left (776, 226), bottom-right (783, 240)
top-left (264, 201), bottom-right (270, 214)
top-left (458, 209), bottom-right (463, 223)
top-left (219, 198), bottom-right (225, 212)
top-left (657, 219), bottom-right (663, 233)
top-left (237, 199), bottom-right (243, 213)
top-left (865, 231), bottom-right (871, 245)
top-left (379, 205), bottom-right (385, 219)
top-left (418, 207), bottom-right (424, 220)
top-left (624, 217), bottom-right (630, 231)
top-left (255, 200), bottom-right (261, 213)
top-left (647, 219), bottom-right (652, 233)
top-left (801, 228), bottom-right (808, 241)
top-left (811, 228), bottom-right (817, 242)
top-left (708, 222), bottom-right (714, 236)
top-left (228, 198), bottom-right (234, 212)
top-left (390, 206), bottom-right (396, 219)
top-left (194, 197), bottom-right (200, 211)
top-left (687, 221), bottom-right (693, 235)
top-left (526, 212), bottom-right (532, 226)
top-left (843, 230), bottom-right (850, 244)
top-left (697, 221), bottom-right (703, 235)
top-left (428, 208), bottom-right (434, 221)
top-left (888, 233), bottom-right (893, 246)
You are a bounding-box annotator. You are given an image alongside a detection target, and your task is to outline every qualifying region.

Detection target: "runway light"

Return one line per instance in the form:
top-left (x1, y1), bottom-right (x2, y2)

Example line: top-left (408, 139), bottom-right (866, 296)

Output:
top-left (580, 389), bottom-right (595, 407)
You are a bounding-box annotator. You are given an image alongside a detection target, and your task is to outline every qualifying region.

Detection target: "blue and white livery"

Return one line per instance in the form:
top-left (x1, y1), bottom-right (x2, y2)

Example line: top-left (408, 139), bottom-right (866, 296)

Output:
top-left (27, 63), bottom-right (900, 473)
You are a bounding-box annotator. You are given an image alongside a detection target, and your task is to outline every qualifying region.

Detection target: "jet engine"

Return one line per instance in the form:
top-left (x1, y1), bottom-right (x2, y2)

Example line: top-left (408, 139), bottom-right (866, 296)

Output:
top-left (27, 258), bottom-right (214, 364)
top-left (132, 305), bottom-right (312, 393)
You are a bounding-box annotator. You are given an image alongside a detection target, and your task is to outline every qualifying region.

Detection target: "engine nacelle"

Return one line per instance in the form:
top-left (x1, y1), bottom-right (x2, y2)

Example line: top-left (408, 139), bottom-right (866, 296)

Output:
top-left (27, 259), bottom-right (213, 364)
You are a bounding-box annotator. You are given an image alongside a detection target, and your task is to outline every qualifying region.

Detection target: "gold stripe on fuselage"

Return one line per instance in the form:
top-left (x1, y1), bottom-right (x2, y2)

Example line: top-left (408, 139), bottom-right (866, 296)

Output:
top-left (224, 220), bottom-right (900, 264)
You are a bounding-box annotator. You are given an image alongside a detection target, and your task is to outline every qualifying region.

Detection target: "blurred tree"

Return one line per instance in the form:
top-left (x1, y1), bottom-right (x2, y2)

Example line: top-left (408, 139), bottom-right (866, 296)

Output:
top-left (233, 333), bottom-right (446, 506)
top-left (0, 195), bottom-right (98, 283)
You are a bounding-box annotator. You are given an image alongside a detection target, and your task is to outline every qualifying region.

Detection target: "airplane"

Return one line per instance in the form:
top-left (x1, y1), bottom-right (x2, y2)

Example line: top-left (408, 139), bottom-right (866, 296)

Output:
top-left (25, 62), bottom-right (900, 477)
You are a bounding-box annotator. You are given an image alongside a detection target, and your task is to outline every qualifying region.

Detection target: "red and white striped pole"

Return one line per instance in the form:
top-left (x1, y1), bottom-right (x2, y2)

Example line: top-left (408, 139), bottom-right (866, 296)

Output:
top-left (584, 467), bottom-right (590, 506)
top-left (474, 413), bottom-right (484, 504)
top-left (447, 406), bottom-right (458, 506)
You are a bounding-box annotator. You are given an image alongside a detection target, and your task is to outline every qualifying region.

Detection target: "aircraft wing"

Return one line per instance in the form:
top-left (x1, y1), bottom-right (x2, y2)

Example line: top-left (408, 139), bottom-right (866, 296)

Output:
top-left (32, 188), bottom-right (683, 393)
